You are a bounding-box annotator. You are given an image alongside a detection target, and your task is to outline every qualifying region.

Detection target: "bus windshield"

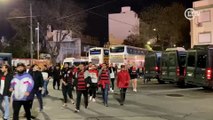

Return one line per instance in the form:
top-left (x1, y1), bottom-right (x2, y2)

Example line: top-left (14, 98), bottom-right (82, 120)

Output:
top-left (110, 46), bottom-right (124, 53)
top-left (90, 49), bottom-right (101, 55)
top-left (104, 50), bottom-right (109, 56)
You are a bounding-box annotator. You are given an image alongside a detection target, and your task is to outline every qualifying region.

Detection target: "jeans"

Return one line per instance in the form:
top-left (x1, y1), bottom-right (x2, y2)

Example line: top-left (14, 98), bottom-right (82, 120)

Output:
top-left (0, 95), bottom-right (10, 119)
top-left (13, 101), bottom-right (31, 120)
top-left (101, 84), bottom-right (109, 105)
top-left (62, 84), bottom-right (73, 103)
top-left (76, 90), bottom-right (88, 110)
top-left (43, 80), bottom-right (49, 96)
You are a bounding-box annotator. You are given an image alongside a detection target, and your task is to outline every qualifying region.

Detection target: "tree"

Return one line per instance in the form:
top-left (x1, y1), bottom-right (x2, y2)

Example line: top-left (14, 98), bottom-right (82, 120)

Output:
top-left (140, 3), bottom-right (189, 50)
top-left (7, 0), bottom-right (86, 62)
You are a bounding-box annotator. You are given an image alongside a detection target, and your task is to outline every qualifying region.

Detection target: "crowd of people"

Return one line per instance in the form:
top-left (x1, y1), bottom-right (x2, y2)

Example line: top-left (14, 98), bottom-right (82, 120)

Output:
top-left (0, 61), bottom-right (144, 120)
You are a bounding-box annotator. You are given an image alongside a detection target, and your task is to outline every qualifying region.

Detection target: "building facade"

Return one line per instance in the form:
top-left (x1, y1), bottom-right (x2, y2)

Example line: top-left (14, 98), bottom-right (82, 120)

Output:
top-left (191, 0), bottom-right (213, 47)
top-left (108, 6), bottom-right (139, 45)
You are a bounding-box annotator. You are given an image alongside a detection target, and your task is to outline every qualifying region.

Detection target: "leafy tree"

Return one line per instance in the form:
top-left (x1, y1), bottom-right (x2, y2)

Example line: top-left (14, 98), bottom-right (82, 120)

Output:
top-left (139, 3), bottom-right (189, 50)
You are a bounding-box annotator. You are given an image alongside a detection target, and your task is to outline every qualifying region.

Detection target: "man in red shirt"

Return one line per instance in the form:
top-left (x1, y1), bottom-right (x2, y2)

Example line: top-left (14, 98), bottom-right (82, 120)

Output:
top-left (117, 65), bottom-right (130, 106)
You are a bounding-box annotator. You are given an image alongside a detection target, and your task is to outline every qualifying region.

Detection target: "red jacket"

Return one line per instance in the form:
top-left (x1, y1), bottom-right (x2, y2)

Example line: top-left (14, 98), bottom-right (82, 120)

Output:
top-left (117, 70), bottom-right (130, 88)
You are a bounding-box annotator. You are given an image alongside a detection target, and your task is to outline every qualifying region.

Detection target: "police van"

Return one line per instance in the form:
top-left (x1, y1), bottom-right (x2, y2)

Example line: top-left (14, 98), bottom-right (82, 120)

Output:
top-left (144, 51), bottom-right (163, 83)
top-left (160, 47), bottom-right (187, 86)
top-left (185, 45), bottom-right (213, 89)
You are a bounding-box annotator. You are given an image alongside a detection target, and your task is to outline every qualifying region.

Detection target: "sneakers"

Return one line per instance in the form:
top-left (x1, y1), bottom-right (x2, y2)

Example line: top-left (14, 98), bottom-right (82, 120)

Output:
top-left (89, 96), bottom-right (93, 101)
top-left (133, 89), bottom-right (137, 92)
top-left (92, 98), bottom-right (96, 102)
top-left (71, 99), bottom-right (75, 105)
top-left (74, 108), bottom-right (80, 113)
top-left (62, 103), bottom-right (67, 107)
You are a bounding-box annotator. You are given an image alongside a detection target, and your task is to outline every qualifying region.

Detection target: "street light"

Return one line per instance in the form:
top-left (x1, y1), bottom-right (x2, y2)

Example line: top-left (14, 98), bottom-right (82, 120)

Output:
top-left (153, 28), bottom-right (157, 31)
top-left (35, 22), bottom-right (40, 59)
top-left (147, 41), bottom-right (151, 45)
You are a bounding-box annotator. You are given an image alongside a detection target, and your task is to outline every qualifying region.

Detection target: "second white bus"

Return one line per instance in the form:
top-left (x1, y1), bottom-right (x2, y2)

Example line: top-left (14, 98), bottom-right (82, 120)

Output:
top-left (109, 45), bottom-right (148, 68)
top-left (89, 47), bottom-right (109, 65)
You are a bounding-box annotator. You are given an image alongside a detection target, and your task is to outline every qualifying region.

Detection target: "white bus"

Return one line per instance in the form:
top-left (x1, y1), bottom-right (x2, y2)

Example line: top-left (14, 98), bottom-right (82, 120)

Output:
top-left (63, 57), bottom-right (89, 66)
top-left (88, 47), bottom-right (109, 65)
top-left (109, 45), bottom-right (148, 68)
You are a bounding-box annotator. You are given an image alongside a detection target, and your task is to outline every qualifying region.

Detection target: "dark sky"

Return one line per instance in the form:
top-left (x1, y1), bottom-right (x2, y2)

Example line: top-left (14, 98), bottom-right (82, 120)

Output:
top-left (0, 0), bottom-right (198, 45)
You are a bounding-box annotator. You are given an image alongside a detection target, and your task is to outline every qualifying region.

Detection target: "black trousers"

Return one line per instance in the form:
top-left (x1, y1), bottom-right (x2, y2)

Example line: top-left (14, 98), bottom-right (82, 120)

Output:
top-left (110, 78), bottom-right (115, 90)
top-left (29, 90), bottom-right (43, 110)
top-left (53, 78), bottom-right (60, 89)
top-left (13, 101), bottom-right (31, 120)
top-left (62, 84), bottom-right (73, 103)
top-left (76, 90), bottom-right (88, 110)
top-left (120, 88), bottom-right (127, 104)
top-left (89, 83), bottom-right (97, 98)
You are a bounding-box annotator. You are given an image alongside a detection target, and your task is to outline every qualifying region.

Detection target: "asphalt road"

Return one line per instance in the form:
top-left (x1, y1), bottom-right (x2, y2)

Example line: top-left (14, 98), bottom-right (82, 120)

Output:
top-left (3, 79), bottom-right (213, 120)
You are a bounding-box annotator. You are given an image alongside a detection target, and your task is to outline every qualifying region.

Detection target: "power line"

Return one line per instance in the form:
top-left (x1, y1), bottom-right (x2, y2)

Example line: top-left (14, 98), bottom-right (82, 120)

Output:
top-left (57, 0), bottom-right (115, 21)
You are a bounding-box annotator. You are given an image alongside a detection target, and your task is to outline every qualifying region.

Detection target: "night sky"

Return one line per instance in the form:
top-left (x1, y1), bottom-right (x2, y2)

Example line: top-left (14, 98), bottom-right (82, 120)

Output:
top-left (0, 0), bottom-right (198, 45)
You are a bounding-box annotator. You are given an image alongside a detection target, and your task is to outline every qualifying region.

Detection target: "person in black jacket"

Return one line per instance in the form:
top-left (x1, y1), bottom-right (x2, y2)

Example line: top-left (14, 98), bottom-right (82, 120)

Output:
top-left (29, 64), bottom-right (44, 112)
top-left (0, 64), bottom-right (13, 120)
top-left (53, 65), bottom-right (61, 90)
top-left (61, 63), bottom-right (75, 107)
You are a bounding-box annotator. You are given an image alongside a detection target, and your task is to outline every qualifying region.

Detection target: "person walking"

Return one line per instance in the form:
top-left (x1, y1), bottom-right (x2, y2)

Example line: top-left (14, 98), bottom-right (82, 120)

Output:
top-left (41, 65), bottom-right (50, 97)
top-left (10, 63), bottom-right (34, 120)
top-left (117, 65), bottom-right (130, 106)
top-left (53, 65), bottom-right (61, 90)
top-left (29, 64), bottom-right (44, 112)
top-left (109, 63), bottom-right (116, 93)
top-left (129, 63), bottom-right (138, 92)
top-left (88, 64), bottom-right (98, 102)
top-left (61, 63), bottom-right (75, 107)
top-left (73, 64), bottom-right (91, 113)
top-left (0, 64), bottom-right (13, 120)
top-left (98, 63), bottom-right (110, 107)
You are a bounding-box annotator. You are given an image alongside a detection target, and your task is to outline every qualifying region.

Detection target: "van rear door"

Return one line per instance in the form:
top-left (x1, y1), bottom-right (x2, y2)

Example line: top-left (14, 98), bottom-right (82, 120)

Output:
top-left (161, 52), bottom-right (169, 80)
top-left (167, 52), bottom-right (177, 82)
top-left (186, 50), bottom-right (196, 84)
top-left (194, 50), bottom-right (207, 85)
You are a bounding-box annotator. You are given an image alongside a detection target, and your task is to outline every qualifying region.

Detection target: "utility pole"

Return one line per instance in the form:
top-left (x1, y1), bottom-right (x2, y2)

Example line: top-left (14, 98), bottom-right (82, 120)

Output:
top-left (30, 3), bottom-right (33, 65)
top-left (36, 22), bottom-right (40, 59)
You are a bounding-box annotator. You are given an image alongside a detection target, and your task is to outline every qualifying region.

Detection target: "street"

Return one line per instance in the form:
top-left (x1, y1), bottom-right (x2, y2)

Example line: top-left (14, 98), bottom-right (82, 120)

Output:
top-left (29, 80), bottom-right (213, 120)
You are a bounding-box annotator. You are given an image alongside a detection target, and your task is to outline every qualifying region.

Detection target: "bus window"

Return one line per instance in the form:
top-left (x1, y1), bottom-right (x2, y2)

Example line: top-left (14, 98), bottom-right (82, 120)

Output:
top-left (104, 50), bottom-right (109, 56)
top-left (197, 54), bottom-right (207, 68)
top-left (110, 47), bottom-right (124, 53)
top-left (187, 55), bottom-right (195, 67)
top-left (90, 49), bottom-right (101, 55)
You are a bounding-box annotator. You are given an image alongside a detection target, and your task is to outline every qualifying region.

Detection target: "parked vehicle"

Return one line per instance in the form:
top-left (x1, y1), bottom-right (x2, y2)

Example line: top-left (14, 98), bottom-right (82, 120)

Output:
top-left (63, 57), bottom-right (89, 66)
top-left (185, 45), bottom-right (213, 89)
top-left (0, 53), bottom-right (12, 67)
top-left (160, 47), bottom-right (187, 86)
top-left (144, 51), bottom-right (163, 83)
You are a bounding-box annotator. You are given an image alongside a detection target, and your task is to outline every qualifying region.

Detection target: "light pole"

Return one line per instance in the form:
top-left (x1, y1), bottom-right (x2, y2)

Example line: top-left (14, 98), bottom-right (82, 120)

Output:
top-left (35, 22), bottom-right (40, 59)
top-left (30, 3), bottom-right (34, 65)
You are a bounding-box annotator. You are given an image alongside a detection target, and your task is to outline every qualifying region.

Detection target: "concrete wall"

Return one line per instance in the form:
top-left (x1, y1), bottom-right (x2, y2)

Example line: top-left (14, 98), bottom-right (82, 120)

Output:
top-left (191, 0), bottom-right (213, 47)
top-left (108, 6), bottom-right (139, 45)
